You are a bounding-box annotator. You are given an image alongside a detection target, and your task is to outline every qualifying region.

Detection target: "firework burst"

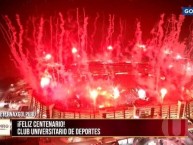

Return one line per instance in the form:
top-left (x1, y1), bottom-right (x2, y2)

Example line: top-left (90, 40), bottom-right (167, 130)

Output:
top-left (1, 11), bottom-right (193, 111)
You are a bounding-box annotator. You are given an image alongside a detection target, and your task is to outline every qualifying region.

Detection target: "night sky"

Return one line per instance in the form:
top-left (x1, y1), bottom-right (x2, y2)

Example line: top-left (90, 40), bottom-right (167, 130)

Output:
top-left (0, 0), bottom-right (192, 79)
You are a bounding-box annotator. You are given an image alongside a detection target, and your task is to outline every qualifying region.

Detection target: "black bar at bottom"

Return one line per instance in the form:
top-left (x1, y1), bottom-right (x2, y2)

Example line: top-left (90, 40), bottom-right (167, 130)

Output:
top-left (11, 119), bottom-right (188, 136)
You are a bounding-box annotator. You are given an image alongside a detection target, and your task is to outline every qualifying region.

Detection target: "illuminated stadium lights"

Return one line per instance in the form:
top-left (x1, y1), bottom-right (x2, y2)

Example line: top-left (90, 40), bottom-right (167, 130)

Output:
top-left (40, 76), bottom-right (51, 88)
top-left (138, 89), bottom-right (146, 100)
top-left (45, 54), bottom-right (52, 60)
top-left (72, 47), bottom-right (78, 54)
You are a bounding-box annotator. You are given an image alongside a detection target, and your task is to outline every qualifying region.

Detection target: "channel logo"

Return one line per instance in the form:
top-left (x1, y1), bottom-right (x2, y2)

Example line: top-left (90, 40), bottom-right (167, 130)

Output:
top-left (0, 119), bottom-right (11, 136)
top-left (182, 7), bottom-right (193, 16)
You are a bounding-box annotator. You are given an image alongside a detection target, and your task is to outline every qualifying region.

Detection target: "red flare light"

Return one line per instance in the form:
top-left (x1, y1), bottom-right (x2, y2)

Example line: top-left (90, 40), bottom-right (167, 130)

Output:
top-left (90, 90), bottom-right (98, 100)
top-left (107, 45), bottom-right (113, 50)
top-left (138, 89), bottom-right (146, 100)
top-left (160, 88), bottom-right (167, 99)
top-left (72, 47), bottom-right (78, 54)
top-left (40, 76), bottom-right (51, 88)
top-left (45, 54), bottom-right (52, 60)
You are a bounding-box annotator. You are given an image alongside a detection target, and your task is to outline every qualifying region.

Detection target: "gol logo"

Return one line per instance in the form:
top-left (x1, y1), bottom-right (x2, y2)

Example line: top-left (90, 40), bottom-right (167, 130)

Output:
top-left (182, 7), bottom-right (193, 16)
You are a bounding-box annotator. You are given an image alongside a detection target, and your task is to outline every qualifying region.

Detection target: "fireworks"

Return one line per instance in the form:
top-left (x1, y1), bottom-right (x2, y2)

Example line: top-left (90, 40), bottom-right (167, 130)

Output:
top-left (45, 54), bottom-right (52, 60)
top-left (40, 76), bottom-right (51, 88)
top-left (113, 87), bottom-right (120, 99)
top-left (71, 47), bottom-right (78, 54)
top-left (1, 12), bottom-right (193, 111)
top-left (90, 90), bottom-right (98, 100)
top-left (160, 88), bottom-right (167, 99)
top-left (107, 45), bottom-right (113, 50)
